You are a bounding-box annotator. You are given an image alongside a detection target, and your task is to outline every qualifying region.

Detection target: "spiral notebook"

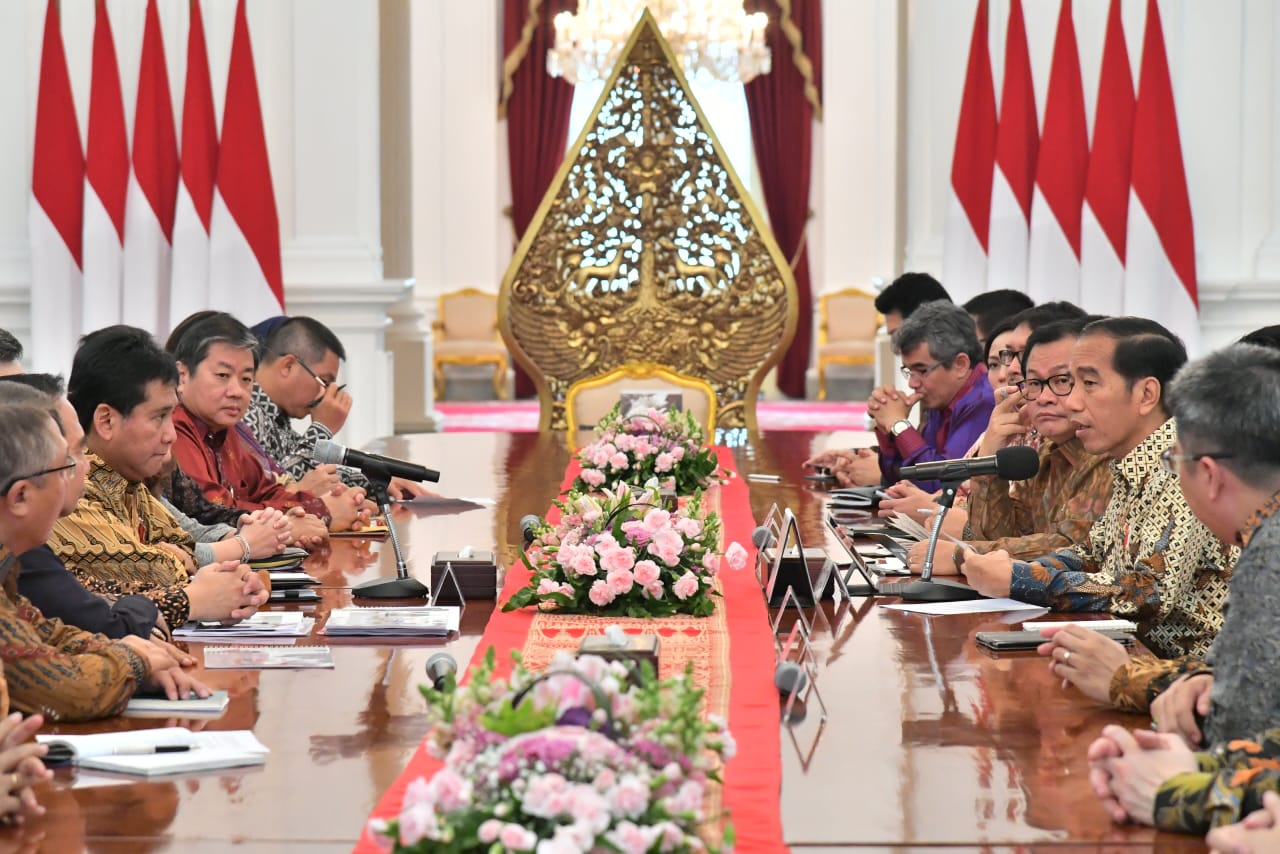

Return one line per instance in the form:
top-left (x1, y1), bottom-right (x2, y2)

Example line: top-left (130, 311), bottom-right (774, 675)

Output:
top-left (203, 645), bottom-right (335, 669)
top-left (38, 727), bottom-right (268, 777)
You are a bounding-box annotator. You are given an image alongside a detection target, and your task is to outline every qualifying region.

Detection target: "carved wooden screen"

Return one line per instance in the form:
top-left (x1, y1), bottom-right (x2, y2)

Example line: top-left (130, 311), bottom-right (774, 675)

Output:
top-left (499, 9), bottom-right (797, 432)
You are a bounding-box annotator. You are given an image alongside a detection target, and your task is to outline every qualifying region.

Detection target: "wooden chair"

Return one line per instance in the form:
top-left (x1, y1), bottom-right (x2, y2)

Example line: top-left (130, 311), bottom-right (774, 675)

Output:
top-left (565, 362), bottom-right (718, 449)
top-left (816, 287), bottom-right (880, 400)
top-left (432, 288), bottom-right (509, 400)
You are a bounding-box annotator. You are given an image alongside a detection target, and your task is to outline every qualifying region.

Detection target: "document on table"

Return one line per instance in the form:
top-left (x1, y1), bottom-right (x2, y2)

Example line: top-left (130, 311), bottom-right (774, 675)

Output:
top-left (880, 598), bottom-right (1049, 617)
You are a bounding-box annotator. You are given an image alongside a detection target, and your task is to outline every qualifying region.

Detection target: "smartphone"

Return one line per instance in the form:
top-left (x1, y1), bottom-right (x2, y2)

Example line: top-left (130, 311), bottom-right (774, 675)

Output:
top-left (804, 466), bottom-right (837, 484)
top-left (975, 629), bottom-right (1135, 651)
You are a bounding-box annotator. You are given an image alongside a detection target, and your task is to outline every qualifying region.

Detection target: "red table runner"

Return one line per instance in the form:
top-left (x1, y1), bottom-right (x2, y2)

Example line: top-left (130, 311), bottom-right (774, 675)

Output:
top-left (353, 448), bottom-right (786, 853)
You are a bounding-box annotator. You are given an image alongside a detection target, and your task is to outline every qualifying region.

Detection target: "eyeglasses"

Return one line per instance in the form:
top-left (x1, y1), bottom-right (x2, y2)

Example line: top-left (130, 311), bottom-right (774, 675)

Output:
top-left (1017, 374), bottom-right (1075, 401)
top-left (276, 351), bottom-right (332, 391)
top-left (997, 348), bottom-right (1024, 367)
top-left (900, 362), bottom-right (943, 380)
top-left (1159, 448), bottom-right (1237, 476)
top-left (0, 457), bottom-right (77, 497)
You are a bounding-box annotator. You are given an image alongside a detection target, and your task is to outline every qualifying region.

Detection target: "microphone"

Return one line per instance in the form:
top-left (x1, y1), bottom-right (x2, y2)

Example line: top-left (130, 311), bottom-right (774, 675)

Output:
top-left (751, 526), bottom-right (775, 550)
top-left (899, 445), bottom-right (1039, 484)
top-left (520, 515), bottom-right (542, 546)
top-left (774, 661), bottom-right (808, 696)
top-left (425, 652), bottom-right (457, 692)
top-left (313, 439), bottom-right (440, 484)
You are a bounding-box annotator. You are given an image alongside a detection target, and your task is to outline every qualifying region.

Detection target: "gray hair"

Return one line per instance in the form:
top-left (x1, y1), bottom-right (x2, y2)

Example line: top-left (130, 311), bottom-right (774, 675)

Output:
top-left (0, 404), bottom-right (62, 492)
top-left (0, 383), bottom-right (60, 433)
top-left (892, 300), bottom-right (982, 367)
top-left (1167, 343), bottom-right (1280, 488)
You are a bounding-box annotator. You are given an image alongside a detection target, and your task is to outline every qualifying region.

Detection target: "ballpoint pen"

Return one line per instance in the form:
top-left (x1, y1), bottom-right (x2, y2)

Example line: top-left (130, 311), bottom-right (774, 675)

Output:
top-left (111, 745), bottom-right (195, 755)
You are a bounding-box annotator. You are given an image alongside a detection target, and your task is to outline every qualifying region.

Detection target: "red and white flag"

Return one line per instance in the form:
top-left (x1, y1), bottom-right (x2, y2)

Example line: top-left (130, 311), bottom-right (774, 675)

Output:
top-left (170, 0), bottom-right (219, 329)
top-left (987, 0), bottom-right (1038, 294)
top-left (1080, 0), bottom-right (1133, 316)
top-left (942, 0), bottom-right (998, 305)
top-left (1124, 0), bottom-right (1199, 351)
top-left (1027, 0), bottom-right (1087, 303)
top-left (28, 0), bottom-right (84, 375)
top-left (123, 0), bottom-right (179, 336)
top-left (83, 0), bottom-right (128, 331)
top-left (208, 0), bottom-right (285, 324)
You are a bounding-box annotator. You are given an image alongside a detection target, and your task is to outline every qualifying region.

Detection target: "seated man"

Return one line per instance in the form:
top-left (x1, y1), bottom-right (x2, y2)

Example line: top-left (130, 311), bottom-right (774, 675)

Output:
top-left (0, 403), bottom-right (209, 721)
top-left (0, 329), bottom-right (21, 376)
top-left (168, 313), bottom-right (364, 533)
top-left (246, 316), bottom-right (430, 498)
top-left (962, 288), bottom-right (1033, 350)
top-left (1042, 344), bottom-right (1280, 747)
top-left (0, 376), bottom-right (161, 639)
top-left (873, 272), bottom-right (952, 336)
top-left (48, 327), bottom-right (269, 630)
top-left (960, 318), bottom-right (1237, 660)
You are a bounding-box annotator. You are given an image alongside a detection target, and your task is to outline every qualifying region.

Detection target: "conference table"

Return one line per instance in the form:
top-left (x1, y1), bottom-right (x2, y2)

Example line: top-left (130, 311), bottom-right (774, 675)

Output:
top-left (10, 431), bottom-right (1203, 852)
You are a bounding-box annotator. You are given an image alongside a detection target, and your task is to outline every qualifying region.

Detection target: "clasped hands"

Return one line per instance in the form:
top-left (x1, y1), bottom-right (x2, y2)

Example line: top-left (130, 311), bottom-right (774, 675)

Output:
top-left (866, 386), bottom-right (921, 434)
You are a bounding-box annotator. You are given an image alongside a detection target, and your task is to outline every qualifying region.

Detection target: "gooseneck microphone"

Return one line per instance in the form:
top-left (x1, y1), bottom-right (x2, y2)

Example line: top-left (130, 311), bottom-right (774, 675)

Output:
top-left (520, 515), bottom-right (542, 546)
top-left (900, 445), bottom-right (1040, 484)
top-left (313, 439), bottom-right (441, 484)
top-left (425, 652), bottom-right (458, 691)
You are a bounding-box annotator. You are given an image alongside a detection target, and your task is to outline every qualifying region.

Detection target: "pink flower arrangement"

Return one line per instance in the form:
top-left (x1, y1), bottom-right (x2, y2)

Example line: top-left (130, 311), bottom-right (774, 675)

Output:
top-left (369, 648), bottom-right (736, 853)
top-left (572, 405), bottom-right (723, 496)
top-left (504, 483), bottom-right (736, 618)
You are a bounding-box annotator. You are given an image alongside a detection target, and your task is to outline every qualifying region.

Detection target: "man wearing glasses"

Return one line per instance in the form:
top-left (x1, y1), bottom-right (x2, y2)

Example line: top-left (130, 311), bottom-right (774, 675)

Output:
top-left (961, 317), bottom-right (1237, 662)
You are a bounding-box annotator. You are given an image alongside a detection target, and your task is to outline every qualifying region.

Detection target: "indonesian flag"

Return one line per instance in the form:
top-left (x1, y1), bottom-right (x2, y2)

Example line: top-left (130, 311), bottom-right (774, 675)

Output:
top-left (1027, 0), bottom-right (1087, 304)
top-left (987, 0), bottom-right (1038, 294)
top-left (208, 0), bottom-right (285, 322)
top-left (28, 0), bottom-right (83, 375)
top-left (1080, 0), bottom-right (1133, 316)
top-left (942, 0), bottom-right (997, 305)
top-left (123, 0), bottom-right (179, 336)
top-left (83, 0), bottom-right (128, 330)
top-left (170, 0), bottom-right (219, 329)
top-left (1124, 0), bottom-right (1200, 352)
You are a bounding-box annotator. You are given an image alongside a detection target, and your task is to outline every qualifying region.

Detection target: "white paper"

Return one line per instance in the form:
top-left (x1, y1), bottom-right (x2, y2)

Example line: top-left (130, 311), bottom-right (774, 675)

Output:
top-left (1022, 618), bottom-right (1137, 632)
top-left (880, 598), bottom-right (1050, 617)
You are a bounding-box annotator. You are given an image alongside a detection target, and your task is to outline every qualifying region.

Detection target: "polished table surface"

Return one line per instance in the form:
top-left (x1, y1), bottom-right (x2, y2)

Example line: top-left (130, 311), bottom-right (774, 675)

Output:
top-left (5, 431), bottom-right (1204, 852)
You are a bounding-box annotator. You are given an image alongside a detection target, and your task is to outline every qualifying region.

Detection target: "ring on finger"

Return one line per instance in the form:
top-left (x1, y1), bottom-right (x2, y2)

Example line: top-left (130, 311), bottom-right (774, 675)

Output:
top-left (1062, 650), bottom-right (1071, 664)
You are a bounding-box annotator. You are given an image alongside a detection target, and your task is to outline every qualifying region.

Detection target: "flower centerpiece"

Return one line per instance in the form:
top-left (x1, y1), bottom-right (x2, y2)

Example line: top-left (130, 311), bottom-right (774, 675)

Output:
top-left (573, 405), bottom-right (722, 496)
top-left (503, 482), bottom-right (748, 618)
top-left (369, 647), bottom-right (736, 853)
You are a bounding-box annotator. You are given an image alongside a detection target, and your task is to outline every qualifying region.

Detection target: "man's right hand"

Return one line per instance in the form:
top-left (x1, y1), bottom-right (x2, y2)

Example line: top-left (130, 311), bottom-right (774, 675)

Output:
top-left (156, 542), bottom-right (196, 575)
top-left (237, 509), bottom-right (291, 557)
top-left (311, 383), bottom-right (353, 432)
top-left (976, 386), bottom-right (1028, 458)
top-left (1151, 672), bottom-right (1214, 747)
top-left (294, 464), bottom-right (341, 497)
top-left (286, 510), bottom-right (328, 548)
top-left (184, 560), bottom-right (262, 622)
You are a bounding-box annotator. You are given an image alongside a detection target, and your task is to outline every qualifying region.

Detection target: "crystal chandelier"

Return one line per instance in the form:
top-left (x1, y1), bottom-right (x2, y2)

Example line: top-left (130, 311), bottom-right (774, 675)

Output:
top-left (548, 0), bottom-right (771, 85)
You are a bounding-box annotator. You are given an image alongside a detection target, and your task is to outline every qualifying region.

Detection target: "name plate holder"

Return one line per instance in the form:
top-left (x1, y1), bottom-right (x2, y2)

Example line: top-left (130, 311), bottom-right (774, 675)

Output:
top-left (772, 587), bottom-right (829, 769)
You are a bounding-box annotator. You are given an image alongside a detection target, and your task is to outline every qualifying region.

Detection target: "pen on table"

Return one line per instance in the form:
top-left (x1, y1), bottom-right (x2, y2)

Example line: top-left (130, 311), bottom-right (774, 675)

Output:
top-left (112, 745), bottom-right (195, 755)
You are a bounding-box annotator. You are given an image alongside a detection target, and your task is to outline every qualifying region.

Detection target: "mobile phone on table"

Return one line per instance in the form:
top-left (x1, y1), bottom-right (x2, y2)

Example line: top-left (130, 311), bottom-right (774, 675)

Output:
top-left (975, 629), bottom-right (1135, 651)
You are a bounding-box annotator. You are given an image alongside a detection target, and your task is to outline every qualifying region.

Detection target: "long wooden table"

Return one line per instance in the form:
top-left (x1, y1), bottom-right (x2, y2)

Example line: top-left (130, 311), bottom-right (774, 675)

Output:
top-left (7, 431), bottom-right (1203, 851)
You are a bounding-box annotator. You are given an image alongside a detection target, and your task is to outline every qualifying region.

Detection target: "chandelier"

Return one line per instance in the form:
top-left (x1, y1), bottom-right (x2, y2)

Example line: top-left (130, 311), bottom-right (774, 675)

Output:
top-left (547, 0), bottom-right (771, 85)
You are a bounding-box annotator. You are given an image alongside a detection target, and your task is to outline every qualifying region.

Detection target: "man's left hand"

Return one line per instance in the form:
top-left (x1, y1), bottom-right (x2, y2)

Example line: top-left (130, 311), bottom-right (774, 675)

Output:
top-left (1087, 725), bottom-right (1198, 825)
top-left (867, 387), bottom-right (920, 433)
top-left (387, 477), bottom-right (439, 500)
top-left (957, 548), bottom-right (1014, 597)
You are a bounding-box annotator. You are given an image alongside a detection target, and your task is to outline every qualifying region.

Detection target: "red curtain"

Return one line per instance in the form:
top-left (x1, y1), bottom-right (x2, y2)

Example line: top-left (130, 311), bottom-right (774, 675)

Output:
top-left (744, 0), bottom-right (822, 399)
top-left (503, 0), bottom-right (576, 398)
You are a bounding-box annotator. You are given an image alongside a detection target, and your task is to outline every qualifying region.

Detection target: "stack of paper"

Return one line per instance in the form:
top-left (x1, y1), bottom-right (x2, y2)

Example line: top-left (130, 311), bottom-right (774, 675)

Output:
top-left (886, 511), bottom-right (930, 542)
top-left (322, 606), bottom-right (460, 637)
top-left (125, 690), bottom-right (230, 718)
top-left (37, 727), bottom-right (269, 777)
top-left (173, 612), bottom-right (315, 641)
top-left (204, 645), bottom-right (335, 669)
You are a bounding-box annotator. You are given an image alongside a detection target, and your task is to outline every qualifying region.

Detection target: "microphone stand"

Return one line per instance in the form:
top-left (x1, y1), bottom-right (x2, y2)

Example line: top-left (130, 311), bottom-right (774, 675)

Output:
top-left (889, 481), bottom-right (984, 602)
top-left (352, 461), bottom-right (429, 599)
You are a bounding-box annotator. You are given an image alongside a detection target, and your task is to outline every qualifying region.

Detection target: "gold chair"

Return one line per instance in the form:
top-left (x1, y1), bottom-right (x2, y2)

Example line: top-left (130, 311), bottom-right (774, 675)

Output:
top-left (565, 362), bottom-right (718, 449)
top-left (816, 287), bottom-right (880, 400)
top-left (433, 288), bottom-right (509, 400)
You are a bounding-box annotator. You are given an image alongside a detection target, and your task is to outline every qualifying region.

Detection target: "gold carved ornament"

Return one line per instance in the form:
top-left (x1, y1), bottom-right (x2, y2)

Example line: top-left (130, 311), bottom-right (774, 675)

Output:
top-left (498, 9), bottom-right (798, 433)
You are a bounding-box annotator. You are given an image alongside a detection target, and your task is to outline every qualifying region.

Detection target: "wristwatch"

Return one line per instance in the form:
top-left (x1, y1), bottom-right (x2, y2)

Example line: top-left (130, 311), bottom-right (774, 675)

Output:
top-left (890, 419), bottom-right (913, 437)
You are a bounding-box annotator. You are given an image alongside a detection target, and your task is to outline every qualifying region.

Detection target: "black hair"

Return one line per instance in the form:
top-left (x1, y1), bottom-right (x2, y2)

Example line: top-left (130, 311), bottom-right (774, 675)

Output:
top-left (873, 273), bottom-right (952, 319)
top-left (982, 318), bottom-right (1018, 366)
top-left (0, 328), bottom-right (22, 364)
top-left (1021, 317), bottom-right (1091, 375)
top-left (1240, 325), bottom-right (1280, 352)
top-left (1081, 316), bottom-right (1187, 415)
top-left (261, 316), bottom-right (347, 365)
top-left (1009, 300), bottom-right (1087, 333)
top-left (171, 312), bottom-right (260, 372)
top-left (165, 310), bottom-right (220, 353)
top-left (0, 373), bottom-right (65, 396)
top-left (963, 289), bottom-right (1035, 344)
top-left (68, 326), bottom-right (178, 431)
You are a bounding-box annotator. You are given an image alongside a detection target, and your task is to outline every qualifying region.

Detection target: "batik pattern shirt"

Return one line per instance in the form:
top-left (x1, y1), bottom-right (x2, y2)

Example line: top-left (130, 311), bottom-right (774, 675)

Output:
top-left (48, 455), bottom-right (195, 628)
top-left (964, 437), bottom-right (1112, 562)
top-left (1007, 419), bottom-right (1236, 659)
top-left (243, 384), bottom-right (366, 487)
top-left (172, 405), bottom-right (329, 521)
top-left (0, 546), bottom-right (146, 722)
top-left (1108, 654), bottom-right (1210, 713)
top-left (1154, 728), bottom-right (1280, 832)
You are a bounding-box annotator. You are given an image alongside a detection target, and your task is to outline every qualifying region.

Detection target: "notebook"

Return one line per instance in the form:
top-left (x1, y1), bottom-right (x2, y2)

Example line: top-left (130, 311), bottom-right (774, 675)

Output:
top-left (124, 690), bottom-right (230, 718)
top-left (248, 547), bottom-right (309, 570)
top-left (173, 612), bottom-right (315, 640)
top-left (38, 727), bottom-right (268, 777)
top-left (203, 645), bottom-right (335, 669)
top-left (322, 606), bottom-right (460, 637)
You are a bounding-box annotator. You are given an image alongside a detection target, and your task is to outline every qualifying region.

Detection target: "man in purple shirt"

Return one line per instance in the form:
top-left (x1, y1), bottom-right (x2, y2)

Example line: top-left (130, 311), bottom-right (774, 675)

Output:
top-left (871, 301), bottom-right (995, 491)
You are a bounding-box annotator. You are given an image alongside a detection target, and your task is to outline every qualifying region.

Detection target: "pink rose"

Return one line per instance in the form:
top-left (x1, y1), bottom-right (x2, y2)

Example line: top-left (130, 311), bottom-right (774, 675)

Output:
top-left (674, 516), bottom-right (703, 537)
top-left (633, 437), bottom-right (652, 457)
top-left (605, 821), bottom-right (657, 854)
top-left (671, 446), bottom-right (686, 461)
top-left (672, 571), bottom-right (699, 600)
top-left (538, 578), bottom-right (563, 595)
top-left (701, 550), bottom-right (720, 574)
top-left (724, 541), bottom-right (748, 571)
top-left (396, 803), bottom-right (440, 847)
top-left (654, 452), bottom-right (675, 473)
top-left (642, 508), bottom-right (671, 531)
top-left (621, 520), bottom-right (652, 546)
top-left (570, 551), bottom-right (599, 577)
top-left (633, 559), bottom-right (660, 586)
top-left (581, 467), bottom-right (606, 487)
top-left (589, 579), bottom-right (616, 607)
top-left (477, 819), bottom-right (503, 844)
top-left (644, 581), bottom-right (664, 599)
top-left (599, 546), bottom-right (636, 574)
top-left (609, 452), bottom-right (630, 470)
top-left (499, 823), bottom-right (537, 851)
top-left (649, 528), bottom-right (685, 566)
top-left (608, 775), bottom-right (650, 819)
top-left (607, 568), bottom-right (634, 594)
top-left (614, 433), bottom-right (635, 452)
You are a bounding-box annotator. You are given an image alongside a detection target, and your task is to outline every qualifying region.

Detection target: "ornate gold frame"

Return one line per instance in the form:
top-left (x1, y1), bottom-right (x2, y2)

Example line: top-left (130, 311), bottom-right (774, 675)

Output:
top-left (816, 286), bottom-right (881, 401)
top-left (564, 361), bottom-right (720, 448)
top-left (432, 287), bottom-right (509, 400)
top-left (498, 9), bottom-right (798, 434)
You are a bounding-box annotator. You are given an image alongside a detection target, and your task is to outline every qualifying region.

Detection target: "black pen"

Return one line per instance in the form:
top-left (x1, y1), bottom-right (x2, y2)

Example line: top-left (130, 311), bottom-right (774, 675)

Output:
top-left (112, 745), bottom-right (194, 755)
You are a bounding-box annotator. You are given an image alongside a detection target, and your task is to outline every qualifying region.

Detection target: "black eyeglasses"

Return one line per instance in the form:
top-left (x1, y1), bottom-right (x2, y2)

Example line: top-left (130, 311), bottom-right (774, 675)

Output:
top-left (900, 362), bottom-right (943, 380)
top-left (0, 457), bottom-right (77, 497)
top-left (997, 348), bottom-right (1025, 367)
top-left (1017, 374), bottom-right (1075, 401)
top-left (1160, 448), bottom-right (1237, 475)
top-left (276, 351), bottom-right (346, 398)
